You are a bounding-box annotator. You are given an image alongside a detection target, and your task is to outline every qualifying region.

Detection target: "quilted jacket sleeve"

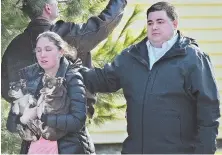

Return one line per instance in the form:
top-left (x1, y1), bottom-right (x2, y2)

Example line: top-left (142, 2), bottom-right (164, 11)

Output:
top-left (41, 70), bottom-right (87, 133)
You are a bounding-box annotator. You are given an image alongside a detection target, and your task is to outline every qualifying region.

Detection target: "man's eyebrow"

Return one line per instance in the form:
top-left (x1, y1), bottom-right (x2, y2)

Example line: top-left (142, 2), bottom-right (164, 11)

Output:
top-left (147, 19), bottom-right (164, 22)
top-left (156, 18), bottom-right (164, 21)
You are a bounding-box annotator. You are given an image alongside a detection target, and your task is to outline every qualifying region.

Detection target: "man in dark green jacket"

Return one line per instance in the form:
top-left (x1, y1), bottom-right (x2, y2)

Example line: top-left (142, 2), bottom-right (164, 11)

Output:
top-left (82, 1), bottom-right (220, 154)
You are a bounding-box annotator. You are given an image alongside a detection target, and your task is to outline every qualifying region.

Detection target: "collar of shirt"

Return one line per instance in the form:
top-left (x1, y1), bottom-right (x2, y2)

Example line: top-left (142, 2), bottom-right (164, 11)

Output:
top-left (146, 32), bottom-right (179, 70)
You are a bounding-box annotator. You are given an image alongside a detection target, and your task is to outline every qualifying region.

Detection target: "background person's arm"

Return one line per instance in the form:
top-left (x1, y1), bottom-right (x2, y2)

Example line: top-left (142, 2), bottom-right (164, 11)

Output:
top-left (52, 0), bottom-right (127, 55)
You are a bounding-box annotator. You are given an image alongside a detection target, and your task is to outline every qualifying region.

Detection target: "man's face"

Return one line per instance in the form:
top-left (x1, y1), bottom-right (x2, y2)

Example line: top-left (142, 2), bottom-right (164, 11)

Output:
top-left (147, 10), bottom-right (178, 46)
top-left (49, 0), bottom-right (59, 20)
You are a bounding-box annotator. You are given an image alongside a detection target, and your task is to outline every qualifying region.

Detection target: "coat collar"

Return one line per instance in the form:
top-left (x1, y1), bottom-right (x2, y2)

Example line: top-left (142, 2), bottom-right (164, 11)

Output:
top-left (19, 57), bottom-right (70, 81)
top-left (130, 30), bottom-right (198, 62)
top-left (56, 57), bottom-right (70, 78)
top-left (25, 19), bottom-right (52, 31)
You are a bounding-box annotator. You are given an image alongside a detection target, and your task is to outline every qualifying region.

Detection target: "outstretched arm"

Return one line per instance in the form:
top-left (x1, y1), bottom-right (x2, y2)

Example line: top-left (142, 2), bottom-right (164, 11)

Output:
top-left (81, 53), bottom-right (124, 94)
top-left (52, 0), bottom-right (127, 54)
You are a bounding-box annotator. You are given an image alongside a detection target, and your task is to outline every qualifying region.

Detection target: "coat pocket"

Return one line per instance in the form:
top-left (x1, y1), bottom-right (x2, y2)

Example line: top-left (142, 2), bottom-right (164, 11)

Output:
top-left (149, 109), bottom-right (182, 144)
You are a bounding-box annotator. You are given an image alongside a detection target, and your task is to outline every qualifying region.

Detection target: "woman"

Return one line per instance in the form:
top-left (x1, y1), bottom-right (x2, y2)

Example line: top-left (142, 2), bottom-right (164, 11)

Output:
top-left (9, 31), bottom-right (95, 154)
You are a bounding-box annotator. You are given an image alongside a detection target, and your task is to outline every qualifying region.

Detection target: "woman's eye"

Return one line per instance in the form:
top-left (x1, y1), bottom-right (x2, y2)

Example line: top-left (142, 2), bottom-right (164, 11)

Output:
top-left (46, 49), bottom-right (52, 52)
top-left (45, 47), bottom-right (52, 52)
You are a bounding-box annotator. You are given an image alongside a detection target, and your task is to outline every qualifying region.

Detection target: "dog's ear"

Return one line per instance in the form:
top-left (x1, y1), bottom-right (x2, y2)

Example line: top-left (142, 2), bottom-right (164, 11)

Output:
top-left (9, 82), bottom-right (15, 88)
top-left (42, 74), bottom-right (49, 85)
top-left (42, 75), bottom-right (46, 85)
top-left (20, 79), bottom-right (26, 88)
top-left (56, 77), bottom-right (64, 86)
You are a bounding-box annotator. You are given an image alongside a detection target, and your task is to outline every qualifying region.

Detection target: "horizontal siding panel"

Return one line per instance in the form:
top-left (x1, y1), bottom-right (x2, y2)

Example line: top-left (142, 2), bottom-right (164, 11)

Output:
top-left (89, 120), bottom-right (126, 132)
top-left (90, 131), bottom-right (127, 144)
top-left (176, 7), bottom-right (222, 16)
top-left (216, 79), bottom-right (222, 91)
top-left (199, 44), bottom-right (222, 53)
top-left (208, 55), bottom-right (222, 66)
top-left (214, 67), bottom-right (222, 78)
top-left (89, 120), bottom-right (127, 144)
top-left (181, 30), bottom-right (222, 41)
top-left (179, 18), bottom-right (222, 29)
top-left (182, 28), bottom-right (222, 31)
top-left (208, 52), bottom-right (222, 57)
top-left (179, 16), bottom-right (222, 19)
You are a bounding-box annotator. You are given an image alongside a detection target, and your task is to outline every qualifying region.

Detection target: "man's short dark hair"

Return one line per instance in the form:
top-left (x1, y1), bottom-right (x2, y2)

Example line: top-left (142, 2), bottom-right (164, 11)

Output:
top-left (21, 0), bottom-right (51, 20)
top-left (146, 1), bottom-right (178, 21)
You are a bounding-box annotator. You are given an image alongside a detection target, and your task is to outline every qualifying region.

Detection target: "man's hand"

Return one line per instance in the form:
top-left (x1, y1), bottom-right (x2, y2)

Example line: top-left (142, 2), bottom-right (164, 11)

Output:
top-left (20, 107), bottom-right (37, 125)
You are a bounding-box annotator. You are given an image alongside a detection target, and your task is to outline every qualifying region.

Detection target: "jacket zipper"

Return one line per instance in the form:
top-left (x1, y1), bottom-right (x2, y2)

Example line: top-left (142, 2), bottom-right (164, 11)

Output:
top-left (127, 49), bottom-right (150, 153)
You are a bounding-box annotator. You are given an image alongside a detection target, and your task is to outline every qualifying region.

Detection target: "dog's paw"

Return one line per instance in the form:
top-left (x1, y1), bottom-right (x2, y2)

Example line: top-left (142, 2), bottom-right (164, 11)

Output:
top-left (28, 96), bottom-right (37, 106)
top-left (16, 124), bottom-right (26, 139)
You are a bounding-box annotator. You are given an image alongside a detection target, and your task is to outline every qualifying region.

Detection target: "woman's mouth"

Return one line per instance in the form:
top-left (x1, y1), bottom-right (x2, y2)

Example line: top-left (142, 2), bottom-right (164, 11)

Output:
top-left (41, 60), bottom-right (48, 64)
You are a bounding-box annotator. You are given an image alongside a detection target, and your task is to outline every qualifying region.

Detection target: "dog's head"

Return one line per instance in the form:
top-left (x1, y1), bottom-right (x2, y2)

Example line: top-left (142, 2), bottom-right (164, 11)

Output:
top-left (41, 74), bottom-right (64, 94)
top-left (8, 79), bottom-right (27, 99)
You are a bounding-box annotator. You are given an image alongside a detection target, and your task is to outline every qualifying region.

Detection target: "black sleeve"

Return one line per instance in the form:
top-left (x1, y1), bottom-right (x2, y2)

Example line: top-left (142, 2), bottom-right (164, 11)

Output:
top-left (52, 0), bottom-right (127, 55)
top-left (6, 107), bottom-right (21, 133)
top-left (2, 41), bottom-right (13, 102)
top-left (82, 52), bottom-right (123, 94)
top-left (190, 53), bottom-right (220, 154)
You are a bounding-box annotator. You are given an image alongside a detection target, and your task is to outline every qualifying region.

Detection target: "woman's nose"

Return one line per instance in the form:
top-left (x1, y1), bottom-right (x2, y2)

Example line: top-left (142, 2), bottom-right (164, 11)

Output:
top-left (40, 51), bottom-right (46, 57)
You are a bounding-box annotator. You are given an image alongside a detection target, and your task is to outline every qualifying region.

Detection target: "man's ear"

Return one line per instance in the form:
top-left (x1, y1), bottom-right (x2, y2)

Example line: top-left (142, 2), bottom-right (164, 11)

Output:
top-left (173, 19), bottom-right (178, 29)
top-left (44, 3), bottom-right (52, 15)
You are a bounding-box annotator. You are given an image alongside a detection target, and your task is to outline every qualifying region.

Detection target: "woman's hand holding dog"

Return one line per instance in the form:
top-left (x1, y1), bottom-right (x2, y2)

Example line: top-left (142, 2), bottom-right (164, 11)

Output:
top-left (20, 107), bottom-right (38, 125)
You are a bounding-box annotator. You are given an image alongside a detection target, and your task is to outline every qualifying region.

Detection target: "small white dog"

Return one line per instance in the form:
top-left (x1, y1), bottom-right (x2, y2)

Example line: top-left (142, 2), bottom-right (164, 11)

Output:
top-left (8, 79), bottom-right (39, 141)
top-left (8, 79), bottom-right (36, 115)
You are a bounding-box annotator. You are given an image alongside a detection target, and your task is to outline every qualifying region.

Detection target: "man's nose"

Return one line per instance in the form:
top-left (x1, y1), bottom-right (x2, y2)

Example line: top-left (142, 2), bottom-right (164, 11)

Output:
top-left (152, 23), bottom-right (158, 30)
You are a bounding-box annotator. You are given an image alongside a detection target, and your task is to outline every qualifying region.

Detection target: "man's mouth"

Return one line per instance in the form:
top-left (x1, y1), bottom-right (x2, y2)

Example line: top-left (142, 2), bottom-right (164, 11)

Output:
top-left (152, 33), bottom-right (160, 36)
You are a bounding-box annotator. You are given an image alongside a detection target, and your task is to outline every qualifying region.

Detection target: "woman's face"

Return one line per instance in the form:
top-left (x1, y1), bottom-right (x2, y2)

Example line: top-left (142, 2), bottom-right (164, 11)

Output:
top-left (35, 37), bottom-right (63, 74)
